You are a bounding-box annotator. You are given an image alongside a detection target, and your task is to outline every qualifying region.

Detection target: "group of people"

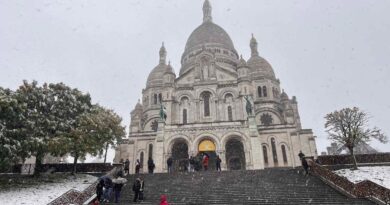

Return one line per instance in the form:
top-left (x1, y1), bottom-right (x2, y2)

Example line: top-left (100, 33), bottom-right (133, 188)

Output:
top-left (95, 172), bottom-right (128, 204)
top-left (167, 153), bottom-right (222, 173)
top-left (94, 169), bottom-right (169, 204)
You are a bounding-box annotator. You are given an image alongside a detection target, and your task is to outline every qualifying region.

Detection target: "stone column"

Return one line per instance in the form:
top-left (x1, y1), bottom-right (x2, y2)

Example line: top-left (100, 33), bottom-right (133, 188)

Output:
top-left (154, 119), bottom-right (166, 173)
top-left (248, 115), bottom-right (264, 170)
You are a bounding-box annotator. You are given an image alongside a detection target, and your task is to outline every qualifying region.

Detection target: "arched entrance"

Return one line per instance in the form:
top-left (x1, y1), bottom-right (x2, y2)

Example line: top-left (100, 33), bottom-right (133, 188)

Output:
top-left (197, 139), bottom-right (217, 171)
top-left (171, 139), bottom-right (189, 172)
top-left (225, 138), bottom-right (246, 170)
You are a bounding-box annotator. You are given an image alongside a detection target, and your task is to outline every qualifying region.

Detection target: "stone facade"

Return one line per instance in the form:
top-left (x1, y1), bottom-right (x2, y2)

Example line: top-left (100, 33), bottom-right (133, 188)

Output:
top-left (114, 0), bottom-right (317, 173)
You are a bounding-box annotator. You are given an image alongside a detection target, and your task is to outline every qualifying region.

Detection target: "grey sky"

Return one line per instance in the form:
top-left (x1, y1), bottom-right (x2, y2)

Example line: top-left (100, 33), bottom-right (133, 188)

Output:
top-left (1, 0), bottom-right (389, 162)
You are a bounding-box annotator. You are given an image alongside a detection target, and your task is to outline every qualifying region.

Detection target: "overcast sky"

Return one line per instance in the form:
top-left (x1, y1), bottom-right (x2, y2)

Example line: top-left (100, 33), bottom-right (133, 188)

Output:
top-left (1, 0), bottom-right (389, 162)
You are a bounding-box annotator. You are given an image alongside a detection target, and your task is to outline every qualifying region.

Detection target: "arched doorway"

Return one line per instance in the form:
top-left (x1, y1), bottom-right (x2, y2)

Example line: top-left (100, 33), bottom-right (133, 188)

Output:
top-left (198, 139), bottom-right (217, 171)
top-left (171, 139), bottom-right (189, 172)
top-left (225, 138), bottom-right (246, 170)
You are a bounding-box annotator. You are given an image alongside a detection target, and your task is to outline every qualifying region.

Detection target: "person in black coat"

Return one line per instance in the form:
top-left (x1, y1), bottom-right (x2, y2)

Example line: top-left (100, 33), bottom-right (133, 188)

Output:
top-left (148, 158), bottom-right (155, 174)
top-left (132, 178), bottom-right (141, 202)
top-left (96, 179), bottom-right (104, 202)
top-left (302, 158), bottom-right (309, 175)
top-left (216, 155), bottom-right (222, 172)
top-left (167, 156), bottom-right (173, 173)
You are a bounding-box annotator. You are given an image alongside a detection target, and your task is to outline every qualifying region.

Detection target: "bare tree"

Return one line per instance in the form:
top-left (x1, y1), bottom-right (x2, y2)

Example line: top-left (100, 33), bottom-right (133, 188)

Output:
top-left (325, 107), bottom-right (387, 170)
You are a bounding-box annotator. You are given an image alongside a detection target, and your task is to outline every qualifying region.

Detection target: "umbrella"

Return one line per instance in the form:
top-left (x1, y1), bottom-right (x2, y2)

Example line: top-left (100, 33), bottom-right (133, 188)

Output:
top-left (113, 177), bottom-right (127, 184)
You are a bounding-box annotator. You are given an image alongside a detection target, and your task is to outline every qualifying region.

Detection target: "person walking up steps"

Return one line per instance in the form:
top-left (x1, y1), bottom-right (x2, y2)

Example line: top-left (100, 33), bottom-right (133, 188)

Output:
top-left (202, 153), bottom-right (209, 171)
top-left (132, 177), bottom-right (141, 202)
top-left (216, 155), bottom-right (222, 172)
top-left (112, 174), bottom-right (127, 203)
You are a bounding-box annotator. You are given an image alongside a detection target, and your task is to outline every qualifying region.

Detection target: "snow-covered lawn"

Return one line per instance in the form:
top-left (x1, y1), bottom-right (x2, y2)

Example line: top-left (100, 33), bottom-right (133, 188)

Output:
top-left (334, 166), bottom-right (390, 189)
top-left (0, 174), bottom-right (97, 205)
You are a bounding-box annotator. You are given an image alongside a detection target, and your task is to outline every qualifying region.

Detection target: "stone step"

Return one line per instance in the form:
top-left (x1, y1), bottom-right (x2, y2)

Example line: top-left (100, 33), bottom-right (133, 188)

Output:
top-left (102, 169), bottom-right (374, 204)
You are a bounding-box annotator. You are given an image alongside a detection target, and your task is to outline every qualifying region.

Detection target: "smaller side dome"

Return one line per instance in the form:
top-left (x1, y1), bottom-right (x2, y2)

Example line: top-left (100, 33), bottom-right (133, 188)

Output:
top-left (281, 90), bottom-right (289, 101)
top-left (135, 99), bottom-right (143, 110)
top-left (164, 61), bottom-right (175, 75)
top-left (238, 55), bottom-right (247, 68)
top-left (146, 43), bottom-right (172, 88)
top-left (247, 34), bottom-right (276, 79)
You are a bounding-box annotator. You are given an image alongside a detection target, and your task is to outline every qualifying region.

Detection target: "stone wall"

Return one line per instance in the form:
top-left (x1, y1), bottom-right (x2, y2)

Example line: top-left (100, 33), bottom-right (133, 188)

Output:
top-left (1, 163), bottom-right (113, 174)
top-left (318, 153), bottom-right (390, 165)
top-left (309, 161), bottom-right (390, 204)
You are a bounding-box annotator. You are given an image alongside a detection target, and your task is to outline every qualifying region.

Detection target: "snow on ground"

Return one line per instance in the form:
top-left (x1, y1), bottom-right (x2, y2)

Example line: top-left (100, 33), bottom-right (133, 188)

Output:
top-left (0, 174), bottom-right (97, 205)
top-left (334, 166), bottom-right (390, 189)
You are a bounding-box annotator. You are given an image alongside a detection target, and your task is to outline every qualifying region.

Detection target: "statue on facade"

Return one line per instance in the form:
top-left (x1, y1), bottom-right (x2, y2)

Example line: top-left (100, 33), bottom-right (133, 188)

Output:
top-left (244, 95), bottom-right (253, 116)
top-left (159, 103), bottom-right (167, 121)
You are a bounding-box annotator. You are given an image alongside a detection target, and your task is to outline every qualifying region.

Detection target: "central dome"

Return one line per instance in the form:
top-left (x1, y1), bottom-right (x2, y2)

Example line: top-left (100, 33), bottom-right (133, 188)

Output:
top-left (184, 21), bottom-right (236, 54)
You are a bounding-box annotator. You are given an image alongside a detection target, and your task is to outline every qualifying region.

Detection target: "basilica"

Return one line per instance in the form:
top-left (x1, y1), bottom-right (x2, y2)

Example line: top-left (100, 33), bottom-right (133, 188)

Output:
top-left (114, 0), bottom-right (317, 173)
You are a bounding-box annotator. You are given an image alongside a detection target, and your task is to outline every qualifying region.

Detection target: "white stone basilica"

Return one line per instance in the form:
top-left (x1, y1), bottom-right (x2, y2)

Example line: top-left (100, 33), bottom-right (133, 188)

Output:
top-left (114, 0), bottom-right (317, 173)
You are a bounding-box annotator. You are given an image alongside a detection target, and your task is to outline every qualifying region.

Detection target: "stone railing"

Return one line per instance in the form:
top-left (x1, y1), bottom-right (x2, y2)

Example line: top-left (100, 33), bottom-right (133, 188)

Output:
top-left (48, 166), bottom-right (121, 205)
top-left (310, 161), bottom-right (390, 204)
top-left (318, 153), bottom-right (390, 165)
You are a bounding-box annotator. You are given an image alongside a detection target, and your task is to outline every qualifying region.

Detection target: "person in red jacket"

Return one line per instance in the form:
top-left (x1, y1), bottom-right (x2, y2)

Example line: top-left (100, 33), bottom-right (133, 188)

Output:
top-left (202, 154), bottom-right (209, 171)
top-left (160, 195), bottom-right (169, 205)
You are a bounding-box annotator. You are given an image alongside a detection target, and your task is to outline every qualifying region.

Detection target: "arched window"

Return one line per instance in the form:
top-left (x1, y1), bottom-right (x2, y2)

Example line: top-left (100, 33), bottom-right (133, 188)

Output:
top-left (227, 106), bottom-right (233, 121)
top-left (258, 86), bottom-right (262, 97)
top-left (281, 145), bottom-right (288, 164)
top-left (148, 144), bottom-right (153, 159)
top-left (158, 93), bottom-right (162, 103)
top-left (271, 138), bottom-right (278, 164)
top-left (202, 92), bottom-right (211, 117)
top-left (154, 94), bottom-right (158, 104)
top-left (262, 146), bottom-right (268, 165)
top-left (263, 86), bottom-right (267, 97)
top-left (183, 109), bottom-right (187, 124)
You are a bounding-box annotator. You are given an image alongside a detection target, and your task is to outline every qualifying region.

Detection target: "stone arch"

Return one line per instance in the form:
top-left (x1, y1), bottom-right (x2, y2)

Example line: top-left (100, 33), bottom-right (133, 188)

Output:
top-left (278, 142), bottom-right (291, 166)
top-left (136, 149), bottom-right (146, 173)
top-left (193, 133), bottom-right (221, 153)
top-left (218, 88), bottom-right (238, 100)
top-left (261, 143), bottom-right (270, 166)
top-left (176, 91), bottom-right (195, 102)
top-left (256, 108), bottom-right (284, 125)
top-left (147, 142), bottom-right (154, 160)
top-left (166, 135), bottom-right (192, 154)
top-left (197, 88), bottom-right (216, 99)
top-left (221, 132), bottom-right (249, 170)
top-left (167, 136), bottom-right (191, 172)
top-left (143, 116), bottom-right (159, 131)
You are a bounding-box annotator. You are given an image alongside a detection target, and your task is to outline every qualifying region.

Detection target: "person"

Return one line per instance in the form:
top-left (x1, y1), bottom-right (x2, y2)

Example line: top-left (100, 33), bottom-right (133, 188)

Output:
top-left (148, 157), bottom-right (155, 174)
top-left (124, 159), bottom-right (130, 175)
top-left (167, 156), bottom-right (173, 173)
top-left (298, 151), bottom-right (305, 160)
top-left (302, 157), bottom-right (309, 175)
top-left (103, 176), bottom-right (113, 202)
top-left (135, 159), bottom-right (140, 174)
top-left (189, 156), bottom-right (195, 172)
top-left (132, 177), bottom-right (141, 202)
top-left (96, 178), bottom-right (104, 202)
top-left (139, 176), bottom-right (145, 201)
top-left (216, 155), bottom-right (222, 172)
top-left (160, 195), bottom-right (169, 205)
top-left (113, 175), bottom-right (127, 203)
top-left (202, 153), bottom-right (209, 171)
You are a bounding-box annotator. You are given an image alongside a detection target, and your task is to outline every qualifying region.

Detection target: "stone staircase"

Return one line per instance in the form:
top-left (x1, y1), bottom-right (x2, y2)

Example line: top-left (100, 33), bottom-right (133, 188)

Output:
top-left (105, 168), bottom-right (374, 204)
